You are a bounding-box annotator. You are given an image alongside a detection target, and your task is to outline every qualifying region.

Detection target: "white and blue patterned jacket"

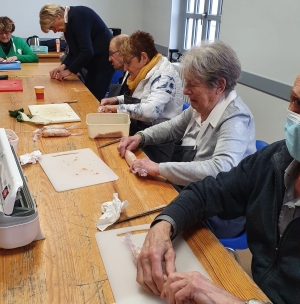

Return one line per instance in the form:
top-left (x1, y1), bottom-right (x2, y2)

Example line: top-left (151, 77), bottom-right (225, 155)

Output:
top-left (117, 56), bottom-right (183, 124)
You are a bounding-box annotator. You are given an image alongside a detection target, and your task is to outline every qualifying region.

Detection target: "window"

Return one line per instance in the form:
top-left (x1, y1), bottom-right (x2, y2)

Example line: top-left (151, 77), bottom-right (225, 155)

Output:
top-left (183, 0), bottom-right (223, 50)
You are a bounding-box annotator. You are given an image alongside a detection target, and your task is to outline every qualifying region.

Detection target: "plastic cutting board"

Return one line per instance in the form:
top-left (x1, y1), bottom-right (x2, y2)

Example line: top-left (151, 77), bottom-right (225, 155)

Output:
top-left (28, 103), bottom-right (81, 124)
top-left (38, 148), bottom-right (118, 192)
top-left (96, 224), bottom-right (211, 304)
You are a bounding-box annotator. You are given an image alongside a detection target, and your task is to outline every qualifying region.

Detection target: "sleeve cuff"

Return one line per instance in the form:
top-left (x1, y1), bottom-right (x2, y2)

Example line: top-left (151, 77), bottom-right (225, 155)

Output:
top-left (117, 95), bottom-right (124, 104)
top-left (151, 215), bottom-right (178, 240)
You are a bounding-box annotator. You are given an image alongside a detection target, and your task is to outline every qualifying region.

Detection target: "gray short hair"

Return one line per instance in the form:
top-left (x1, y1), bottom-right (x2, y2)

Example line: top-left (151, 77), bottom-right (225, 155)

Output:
top-left (111, 34), bottom-right (129, 49)
top-left (181, 40), bottom-right (241, 94)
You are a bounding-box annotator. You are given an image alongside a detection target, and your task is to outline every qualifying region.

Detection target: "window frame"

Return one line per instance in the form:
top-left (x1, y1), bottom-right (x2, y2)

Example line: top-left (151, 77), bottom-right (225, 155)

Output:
top-left (183, 0), bottom-right (223, 50)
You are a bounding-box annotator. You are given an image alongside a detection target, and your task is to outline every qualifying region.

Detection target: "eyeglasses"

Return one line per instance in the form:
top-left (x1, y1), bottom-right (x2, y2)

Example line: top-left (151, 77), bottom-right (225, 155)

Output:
top-left (290, 91), bottom-right (300, 106)
top-left (123, 55), bottom-right (136, 66)
top-left (109, 50), bottom-right (119, 57)
top-left (0, 31), bottom-right (12, 36)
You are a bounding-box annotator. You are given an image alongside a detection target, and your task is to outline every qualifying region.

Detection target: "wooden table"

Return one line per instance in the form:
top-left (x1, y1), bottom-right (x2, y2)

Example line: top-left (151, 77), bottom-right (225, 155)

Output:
top-left (37, 52), bottom-right (62, 63)
top-left (0, 64), bottom-right (270, 303)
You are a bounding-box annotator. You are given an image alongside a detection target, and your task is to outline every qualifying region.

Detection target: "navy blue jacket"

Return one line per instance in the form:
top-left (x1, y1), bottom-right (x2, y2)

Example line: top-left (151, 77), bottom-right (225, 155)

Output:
top-left (63, 6), bottom-right (112, 75)
top-left (156, 140), bottom-right (300, 304)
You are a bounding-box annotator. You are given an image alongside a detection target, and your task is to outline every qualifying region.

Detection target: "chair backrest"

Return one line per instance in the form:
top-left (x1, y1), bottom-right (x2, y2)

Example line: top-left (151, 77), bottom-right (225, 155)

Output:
top-left (256, 140), bottom-right (268, 151)
top-left (218, 230), bottom-right (248, 250)
top-left (183, 102), bottom-right (190, 111)
top-left (111, 70), bottom-right (124, 85)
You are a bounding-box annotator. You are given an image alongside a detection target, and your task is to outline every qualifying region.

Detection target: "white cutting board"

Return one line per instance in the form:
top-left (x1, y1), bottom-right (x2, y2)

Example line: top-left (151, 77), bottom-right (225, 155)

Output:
top-left (38, 148), bottom-right (118, 192)
top-left (96, 224), bottom-right (211, 304)
top-left (28, 103), bottom-right (81, 123)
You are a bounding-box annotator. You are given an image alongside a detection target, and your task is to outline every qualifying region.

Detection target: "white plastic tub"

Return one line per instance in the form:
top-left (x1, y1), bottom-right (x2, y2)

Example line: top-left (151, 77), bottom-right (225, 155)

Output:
top-left (86, 113), bottom-right (130, 138)
top-left (5, 129), bottom-right (19, 154)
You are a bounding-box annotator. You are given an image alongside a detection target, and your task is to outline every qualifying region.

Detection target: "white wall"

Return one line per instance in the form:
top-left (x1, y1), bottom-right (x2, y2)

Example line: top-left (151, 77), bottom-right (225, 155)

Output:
top-left (220, 0), bottom-right (300, 85)
top-left (220, 0), bottom-right (298, 143)
top-left (141, 0), bottom-right (172, 47)
top-left (236, 84), bottom-right (287, 143)
top-left (1, 0), bottom-right (172, 45)
top-left (1, 0), bottom-right (143, 39)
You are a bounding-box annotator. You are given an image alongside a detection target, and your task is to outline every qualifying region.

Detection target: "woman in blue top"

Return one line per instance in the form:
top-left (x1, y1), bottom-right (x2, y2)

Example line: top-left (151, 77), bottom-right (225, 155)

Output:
top-left (39, 4), bottom-right (114, 100)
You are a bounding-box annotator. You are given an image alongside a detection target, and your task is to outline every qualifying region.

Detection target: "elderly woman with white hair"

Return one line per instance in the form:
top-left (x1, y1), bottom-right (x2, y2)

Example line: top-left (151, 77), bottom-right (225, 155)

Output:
top-left (118, 40), bottom-right (256, 238)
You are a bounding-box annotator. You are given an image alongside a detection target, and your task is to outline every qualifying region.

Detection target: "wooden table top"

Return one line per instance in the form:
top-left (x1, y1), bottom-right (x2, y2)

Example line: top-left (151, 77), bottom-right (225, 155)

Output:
top-left (0, 63), bottom-right (270, 303)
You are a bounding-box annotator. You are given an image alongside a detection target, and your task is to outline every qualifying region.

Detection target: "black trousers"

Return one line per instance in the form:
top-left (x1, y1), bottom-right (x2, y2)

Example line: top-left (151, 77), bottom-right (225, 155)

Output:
top-left (85, 65), bottom-right (114, 101)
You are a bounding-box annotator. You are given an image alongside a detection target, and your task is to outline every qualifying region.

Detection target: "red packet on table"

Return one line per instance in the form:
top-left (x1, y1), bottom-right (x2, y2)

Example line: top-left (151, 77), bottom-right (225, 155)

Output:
top-left (0, 80), bottom-right (23, 92)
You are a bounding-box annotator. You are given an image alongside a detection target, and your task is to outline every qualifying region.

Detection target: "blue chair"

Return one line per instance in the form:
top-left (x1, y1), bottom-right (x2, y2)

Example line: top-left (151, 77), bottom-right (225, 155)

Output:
top-left (183, 101), bottom-right (190, 111)
top-left (219, 231), bottom-right (248, 263)
top-left (218, 140), bottom-right (269, 262)
top-left (256, 139), bottom-right (268, 151)
top-left (111, 70), bottom-right (124, 84)
top-left (104, 70), bottom-right (124, 98)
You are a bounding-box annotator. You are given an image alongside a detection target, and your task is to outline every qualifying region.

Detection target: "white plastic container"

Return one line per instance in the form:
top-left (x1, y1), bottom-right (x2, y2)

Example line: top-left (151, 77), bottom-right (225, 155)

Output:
top-left (4, 129), bottom-right (18, 154)
top-left (86, 113), bottom-right (130, 138)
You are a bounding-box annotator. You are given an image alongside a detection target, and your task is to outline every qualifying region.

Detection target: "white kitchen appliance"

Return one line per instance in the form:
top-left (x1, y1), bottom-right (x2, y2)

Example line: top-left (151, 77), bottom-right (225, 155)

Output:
top-left (0, 128), bottom-right (44, 249)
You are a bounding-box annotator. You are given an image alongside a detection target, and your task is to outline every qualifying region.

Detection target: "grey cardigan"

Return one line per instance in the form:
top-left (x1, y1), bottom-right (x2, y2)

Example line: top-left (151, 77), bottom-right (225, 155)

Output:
top-left (142, 93), bottom-right (256, 186)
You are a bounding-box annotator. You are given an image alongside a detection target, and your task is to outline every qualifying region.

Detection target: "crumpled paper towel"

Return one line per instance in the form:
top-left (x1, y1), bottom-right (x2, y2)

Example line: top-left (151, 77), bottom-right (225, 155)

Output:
top-left (97, 193), bottom-right (129, 231)
top-left (19, 150), bottom-right (42, 165)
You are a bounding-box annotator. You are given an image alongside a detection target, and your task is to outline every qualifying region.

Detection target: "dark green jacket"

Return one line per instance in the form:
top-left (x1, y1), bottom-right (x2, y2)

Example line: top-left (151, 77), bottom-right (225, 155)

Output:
top-left (0, 36), bottom-right (38, 63)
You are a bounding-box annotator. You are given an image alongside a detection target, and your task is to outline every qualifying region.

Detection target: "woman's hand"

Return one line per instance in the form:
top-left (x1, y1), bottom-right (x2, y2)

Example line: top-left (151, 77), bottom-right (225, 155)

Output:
top-left (5, 56), bottom-right (18, 62)
top-left (162, 272), bottom-right (244, 304)
top-left (100, 97), bottom-right (118, 106)
top-left (117, 135), bottom-right (141, 157)
top-left (49, 64), bottom-right (66, 78)
top-left (55, 69), bottom-right (72, 81)
top-left (131, 158), bottom-right (159, 176)
top-left (137, 221), bottom-right (176, 295)
top-left (97, 105), bottom-right (118, 113)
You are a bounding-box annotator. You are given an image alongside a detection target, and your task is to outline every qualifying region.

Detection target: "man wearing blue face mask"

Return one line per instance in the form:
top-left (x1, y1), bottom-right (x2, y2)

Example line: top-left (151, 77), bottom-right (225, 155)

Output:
top-left (136, 76), bottom-right (300, 304)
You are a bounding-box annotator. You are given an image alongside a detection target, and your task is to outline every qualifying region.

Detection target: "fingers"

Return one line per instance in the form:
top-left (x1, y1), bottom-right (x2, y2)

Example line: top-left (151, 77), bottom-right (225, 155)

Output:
top-left (100, 97), bottom-right (118, 106)
top-left (131, 158), bottom-right (159, 176)
top-left (97, 106), bottom-right (105, 113)
top-left (50, 69), bottom-right (59, 79)
top-left (164, 247), bottom-right (177, 276)
top-left (163, 277), bottom-right (189, 304)
top-left (137, 243), bottom-right (162, 295)
top-left (100, 98), bottom-right (109, 106)
top-left (100, 98), bottom-right (107, 105)
top-left (117, 137), bottom-right (137, 157)
top-left (136, 222), bottom-right (174, 295)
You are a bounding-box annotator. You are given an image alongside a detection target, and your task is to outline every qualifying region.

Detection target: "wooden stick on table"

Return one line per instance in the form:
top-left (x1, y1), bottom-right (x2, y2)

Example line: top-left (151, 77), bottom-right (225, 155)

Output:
top-left (114, 204), bottom-right (167, 224)
top-left (98, 138), bottom-right (121, 148)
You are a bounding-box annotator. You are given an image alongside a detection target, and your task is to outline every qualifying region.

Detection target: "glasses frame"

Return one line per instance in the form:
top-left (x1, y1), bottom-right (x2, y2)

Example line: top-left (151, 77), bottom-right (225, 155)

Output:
top-left (0, 31), bottom-right (12, 36)
top-left (109, 50), bottom-right (119, 57)
top-left (123, 55), bottom-right (136, 66)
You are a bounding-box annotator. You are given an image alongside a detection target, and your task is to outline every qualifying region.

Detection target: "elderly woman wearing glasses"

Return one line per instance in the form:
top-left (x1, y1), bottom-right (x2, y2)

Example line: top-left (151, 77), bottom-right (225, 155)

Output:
top-left (39, 4), bottom-right (114, 100)
top-left (99, 30), bottom-right (183, 162)
top-left (118, 40), bottom-right (256, 239)
top-left (0, 16), bottom-right (38, 63)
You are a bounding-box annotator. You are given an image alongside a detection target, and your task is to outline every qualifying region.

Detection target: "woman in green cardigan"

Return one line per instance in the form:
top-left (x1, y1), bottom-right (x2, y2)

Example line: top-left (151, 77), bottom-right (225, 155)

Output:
top-left (0, 16), bottom-right (38, 63)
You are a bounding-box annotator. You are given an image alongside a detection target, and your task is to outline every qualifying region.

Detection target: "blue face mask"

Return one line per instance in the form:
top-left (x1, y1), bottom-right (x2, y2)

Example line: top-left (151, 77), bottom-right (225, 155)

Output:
top-left (284, 109), bottom-right (300, 161)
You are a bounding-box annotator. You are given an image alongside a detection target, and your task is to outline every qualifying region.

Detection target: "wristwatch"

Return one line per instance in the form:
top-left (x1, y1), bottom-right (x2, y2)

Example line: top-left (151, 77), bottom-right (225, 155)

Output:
top-left (245, 299), bottom-right (272, 304)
